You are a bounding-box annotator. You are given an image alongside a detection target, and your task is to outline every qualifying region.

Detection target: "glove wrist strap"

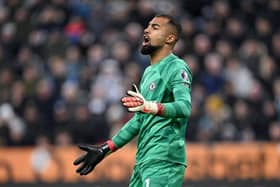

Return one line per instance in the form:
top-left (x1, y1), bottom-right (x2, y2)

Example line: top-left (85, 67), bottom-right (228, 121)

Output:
top-left (100, 143), bottom-right (110, 154)
top-left (105, 140), bottom-right (117, 152)
top-left (156, 103), bottom-right (165, 115)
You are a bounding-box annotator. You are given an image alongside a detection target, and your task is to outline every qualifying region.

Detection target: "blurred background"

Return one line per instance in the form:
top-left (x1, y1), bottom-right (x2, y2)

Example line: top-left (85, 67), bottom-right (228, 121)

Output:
top-left (0, 0), bottom-right (279, 186)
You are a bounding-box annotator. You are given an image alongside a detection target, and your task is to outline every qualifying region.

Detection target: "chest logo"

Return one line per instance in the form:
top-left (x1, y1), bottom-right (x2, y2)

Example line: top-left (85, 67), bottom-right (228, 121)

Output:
top-left (149, 82), bottom-right (156, 91)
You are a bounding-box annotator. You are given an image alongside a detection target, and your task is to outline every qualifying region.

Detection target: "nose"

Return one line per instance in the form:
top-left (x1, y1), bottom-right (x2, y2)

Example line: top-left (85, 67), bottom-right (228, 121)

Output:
top-left (144, 26), bottom-right (150, 34)
top-left (144, 28), bottom-right (148, 34)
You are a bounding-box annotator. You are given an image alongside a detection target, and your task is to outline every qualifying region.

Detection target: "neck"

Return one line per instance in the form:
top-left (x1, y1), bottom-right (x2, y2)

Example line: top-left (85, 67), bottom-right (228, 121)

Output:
top-left (150, 47), bottom-right (172, 65)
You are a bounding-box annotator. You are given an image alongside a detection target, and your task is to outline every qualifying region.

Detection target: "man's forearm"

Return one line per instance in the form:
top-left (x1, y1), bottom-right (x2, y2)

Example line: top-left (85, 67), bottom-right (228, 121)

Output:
top-left (112, 115), bottom-right (140, 148)
top-left (160, 100), bottom-right (191, 118)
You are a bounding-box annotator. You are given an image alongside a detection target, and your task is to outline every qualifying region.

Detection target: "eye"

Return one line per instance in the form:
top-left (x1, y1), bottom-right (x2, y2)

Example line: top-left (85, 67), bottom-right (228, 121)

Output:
top-left (152, 25), bottom-right (159, 30)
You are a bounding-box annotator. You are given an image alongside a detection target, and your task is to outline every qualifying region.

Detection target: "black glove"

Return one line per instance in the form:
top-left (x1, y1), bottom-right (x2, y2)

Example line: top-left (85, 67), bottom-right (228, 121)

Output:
top-left (73, 143), bottom-right (111, 175)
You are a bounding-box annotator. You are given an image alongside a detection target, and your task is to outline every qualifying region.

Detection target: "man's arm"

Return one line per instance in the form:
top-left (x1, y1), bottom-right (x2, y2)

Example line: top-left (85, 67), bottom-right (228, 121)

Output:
top-left (112, 113), bottom-right (140, 148)
top-left (73, 113), bottom-right (140, 175)
top-left (161, 67), bottom-right (192, 118)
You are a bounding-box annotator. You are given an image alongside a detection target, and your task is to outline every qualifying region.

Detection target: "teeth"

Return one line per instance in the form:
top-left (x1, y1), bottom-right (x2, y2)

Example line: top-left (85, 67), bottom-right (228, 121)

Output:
top-left (143, 35), bottom-right (149, 42)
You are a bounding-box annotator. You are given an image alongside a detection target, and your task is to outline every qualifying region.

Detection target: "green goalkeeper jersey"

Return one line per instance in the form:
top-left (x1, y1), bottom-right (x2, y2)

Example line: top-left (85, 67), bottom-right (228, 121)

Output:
top-left (112, 53), bottom-right (192, 166)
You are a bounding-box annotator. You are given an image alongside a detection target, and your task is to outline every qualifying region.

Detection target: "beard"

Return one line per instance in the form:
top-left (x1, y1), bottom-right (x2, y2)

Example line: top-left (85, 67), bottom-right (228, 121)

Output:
top-left (140, 44), bottom-right (160, 55)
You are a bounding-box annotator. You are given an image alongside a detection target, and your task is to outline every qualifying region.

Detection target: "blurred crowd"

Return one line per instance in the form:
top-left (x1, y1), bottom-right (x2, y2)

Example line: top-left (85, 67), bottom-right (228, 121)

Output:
top-left (0, 0), bottom-right (280, 147)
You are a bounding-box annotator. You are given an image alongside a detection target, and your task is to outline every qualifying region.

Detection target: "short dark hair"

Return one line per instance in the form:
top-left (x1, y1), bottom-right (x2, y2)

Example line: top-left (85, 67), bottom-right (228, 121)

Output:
top-left (155, 14), bottom-right (182, 41)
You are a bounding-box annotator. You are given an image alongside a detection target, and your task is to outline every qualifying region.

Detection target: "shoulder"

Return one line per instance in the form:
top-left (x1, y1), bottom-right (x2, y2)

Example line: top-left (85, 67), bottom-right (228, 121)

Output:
top-left (165, 55), bottom-right (192, 85)
top-left (167, 55), bottom-right (192, 76)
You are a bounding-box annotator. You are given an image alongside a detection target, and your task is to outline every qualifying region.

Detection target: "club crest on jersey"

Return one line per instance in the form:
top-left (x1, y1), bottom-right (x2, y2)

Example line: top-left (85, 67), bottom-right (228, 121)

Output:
top-left (149, 82), bottom-right (156, 90)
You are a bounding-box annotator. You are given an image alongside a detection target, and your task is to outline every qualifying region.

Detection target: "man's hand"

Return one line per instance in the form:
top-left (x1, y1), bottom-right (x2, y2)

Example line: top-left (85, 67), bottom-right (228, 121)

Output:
top-left (121, 84), bottom-right (164, 115)
top-left (73, 143), bottom-right (111, 175)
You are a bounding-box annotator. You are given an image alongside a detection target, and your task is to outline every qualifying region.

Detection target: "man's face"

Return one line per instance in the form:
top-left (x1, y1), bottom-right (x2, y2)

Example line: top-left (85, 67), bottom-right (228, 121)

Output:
top-left (141, 17), bottom-right (171, 55)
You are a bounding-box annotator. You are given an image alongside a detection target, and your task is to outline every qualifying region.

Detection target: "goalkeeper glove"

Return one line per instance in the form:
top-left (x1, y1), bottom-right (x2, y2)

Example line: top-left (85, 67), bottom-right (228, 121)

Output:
top-left (73, 141), bottom-right (115, 175)
top-left (121, 84), bottom-right (164, 115)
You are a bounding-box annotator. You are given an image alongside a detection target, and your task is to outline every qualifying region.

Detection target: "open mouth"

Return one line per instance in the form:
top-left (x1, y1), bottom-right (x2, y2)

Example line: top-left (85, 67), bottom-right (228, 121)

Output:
top-left (142, 35), bottom-right (150, 46)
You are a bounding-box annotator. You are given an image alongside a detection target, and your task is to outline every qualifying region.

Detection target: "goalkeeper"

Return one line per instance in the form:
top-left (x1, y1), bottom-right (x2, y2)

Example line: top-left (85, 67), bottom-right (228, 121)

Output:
top-left (73, 14), bottom-right (192, 187)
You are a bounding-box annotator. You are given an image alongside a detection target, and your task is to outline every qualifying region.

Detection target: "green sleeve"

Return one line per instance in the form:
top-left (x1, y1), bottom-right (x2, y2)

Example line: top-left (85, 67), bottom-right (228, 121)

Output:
top-left (112, 113), bottom-right (140, 148)
top-left (161, 66), bottom-right (192, 118)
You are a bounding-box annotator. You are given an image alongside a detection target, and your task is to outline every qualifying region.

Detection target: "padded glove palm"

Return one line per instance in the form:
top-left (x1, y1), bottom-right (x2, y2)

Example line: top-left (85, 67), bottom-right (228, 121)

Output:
top-left (121, 84), bottom-right (162, 115)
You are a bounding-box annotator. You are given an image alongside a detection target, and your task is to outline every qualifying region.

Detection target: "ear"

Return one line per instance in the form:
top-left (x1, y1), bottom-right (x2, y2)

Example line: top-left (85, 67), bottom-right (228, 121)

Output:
top-left (166, 34), bottom-right (176, 45)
